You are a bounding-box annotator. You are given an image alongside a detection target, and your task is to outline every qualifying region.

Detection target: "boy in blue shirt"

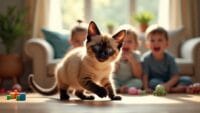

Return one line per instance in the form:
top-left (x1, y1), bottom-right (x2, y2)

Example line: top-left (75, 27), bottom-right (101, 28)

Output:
top-left (142, 25), bottom-right (192, 93)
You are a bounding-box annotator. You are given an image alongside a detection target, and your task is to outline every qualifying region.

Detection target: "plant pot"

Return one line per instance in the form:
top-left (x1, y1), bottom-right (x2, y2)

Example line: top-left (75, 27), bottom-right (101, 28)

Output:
top-left (140, 23), bottom-right (148, 32)
top-left (0, 54), bottom-right (23, 81)
top-left (107, 26), bottom-right (114, 34)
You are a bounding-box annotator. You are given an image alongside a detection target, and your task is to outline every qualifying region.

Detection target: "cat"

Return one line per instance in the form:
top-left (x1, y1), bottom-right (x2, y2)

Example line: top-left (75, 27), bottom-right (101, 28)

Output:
top-left (29, 21), bottom-right (126, 101)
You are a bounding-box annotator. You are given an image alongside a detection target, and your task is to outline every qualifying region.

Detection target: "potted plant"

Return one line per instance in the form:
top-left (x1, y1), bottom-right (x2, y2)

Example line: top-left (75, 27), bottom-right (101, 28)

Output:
top-left (105, 21), bottom-right (116, 34)
top-left (133, 11), bottom-right (153, 32)
top-left (0, 6), bottom-right (26, 88)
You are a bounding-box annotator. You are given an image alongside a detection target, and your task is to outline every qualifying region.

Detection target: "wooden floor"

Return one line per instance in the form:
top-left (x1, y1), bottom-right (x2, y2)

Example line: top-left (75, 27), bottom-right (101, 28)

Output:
top-left (0, 93), bottom-right (200, 113)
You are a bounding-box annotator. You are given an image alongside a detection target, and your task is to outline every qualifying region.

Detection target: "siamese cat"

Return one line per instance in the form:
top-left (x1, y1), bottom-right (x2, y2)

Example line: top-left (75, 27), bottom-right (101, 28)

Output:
top-left (29, 21), bottom-right (126, 101)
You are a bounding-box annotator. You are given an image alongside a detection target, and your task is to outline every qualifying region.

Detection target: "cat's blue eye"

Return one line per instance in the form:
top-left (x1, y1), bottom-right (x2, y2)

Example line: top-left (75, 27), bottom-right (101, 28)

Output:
top-left (107, 48), bottom-right (114, 55)
top-left (93, 45), bottom-right (100, 51)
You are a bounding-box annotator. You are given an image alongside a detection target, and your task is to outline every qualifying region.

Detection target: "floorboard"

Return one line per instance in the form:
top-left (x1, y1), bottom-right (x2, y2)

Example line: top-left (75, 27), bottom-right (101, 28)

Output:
top-left (0, 93), bottom-right (200, 113)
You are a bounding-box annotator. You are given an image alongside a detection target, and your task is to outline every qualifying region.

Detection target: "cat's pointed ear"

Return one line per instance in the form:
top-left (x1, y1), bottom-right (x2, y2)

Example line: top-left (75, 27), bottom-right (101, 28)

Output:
top-left (113, 30), bottom-right (126, 43)
top-left (112, 30), bottom-right (126, 49)
top-left (87, 21), bottom-right (101, 42)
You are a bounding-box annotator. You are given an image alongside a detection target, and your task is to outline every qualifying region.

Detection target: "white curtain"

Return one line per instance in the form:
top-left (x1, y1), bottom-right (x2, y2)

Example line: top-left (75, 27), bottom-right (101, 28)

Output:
top-left (32, 0), bottom-right (62, 38)
top-left (48, 0), bottom-right (62, 29)
top-left (158, 0), bottom-right (182, 30)
top-left (181, 0), bottom-right (200, 38)
top-left (32, 0), bottom-right (50, 38)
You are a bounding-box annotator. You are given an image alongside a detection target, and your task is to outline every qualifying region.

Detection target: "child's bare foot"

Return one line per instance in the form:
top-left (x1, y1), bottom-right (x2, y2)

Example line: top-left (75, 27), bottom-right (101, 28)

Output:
top-left (128, 87), bottom-right (138, 95)
top-left (145, 88), bottom-right (153, 94)
top-left (117, 86), bottom-right (128, 94)
top-left (186, 83), bottom-right (200, 94)
top-left (170, 85), bottom-right (187, 93)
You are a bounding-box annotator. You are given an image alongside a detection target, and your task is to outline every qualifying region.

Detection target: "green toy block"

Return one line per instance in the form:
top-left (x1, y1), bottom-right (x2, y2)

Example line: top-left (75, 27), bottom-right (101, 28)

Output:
top-left (16, 95), bottom-right (20, 101)
top-left (6, 95), bottom-right (11, 100)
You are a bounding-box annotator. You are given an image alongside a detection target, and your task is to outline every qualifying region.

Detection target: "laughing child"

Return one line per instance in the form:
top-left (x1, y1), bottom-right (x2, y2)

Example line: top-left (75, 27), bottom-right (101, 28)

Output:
top-left (142, 25), bottom-right (192, 93)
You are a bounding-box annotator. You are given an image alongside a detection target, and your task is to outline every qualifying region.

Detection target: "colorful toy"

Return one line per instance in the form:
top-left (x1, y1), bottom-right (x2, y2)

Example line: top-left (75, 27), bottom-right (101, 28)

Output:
top-left (153, 84), bottom-right (167, 96)
top-left (5, 90), bottom-right (26, 101)
top-left (6, 95), bottom-right (12, 100)
top-left (16, 93), bottom-right (26, 101)
top-left (128, 87), bottom-right (146, 95)
top-left (128, 87), bottom-right (138, 95)
top-left (186, 83), bottom-right (200, 94)
top-left (12, 84), bottom-right (22, 92)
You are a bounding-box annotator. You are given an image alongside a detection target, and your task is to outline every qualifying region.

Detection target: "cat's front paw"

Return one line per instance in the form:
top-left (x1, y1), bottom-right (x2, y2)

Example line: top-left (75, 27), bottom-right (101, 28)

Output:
top-left (110, 95), bottom-right (122, 101)
top-left (96, 87), bottom-right (107, 98)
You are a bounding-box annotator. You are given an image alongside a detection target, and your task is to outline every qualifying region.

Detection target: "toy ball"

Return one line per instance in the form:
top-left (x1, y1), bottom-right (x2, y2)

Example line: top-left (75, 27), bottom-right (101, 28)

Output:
top-left (153, 84), bottom-right (167, 96)
top-left (12, 84), bottom-right (22, 92)
top-left (156, 84), bottom-right (165, 91)
top-left (128, 87), bottom-right (138, 95)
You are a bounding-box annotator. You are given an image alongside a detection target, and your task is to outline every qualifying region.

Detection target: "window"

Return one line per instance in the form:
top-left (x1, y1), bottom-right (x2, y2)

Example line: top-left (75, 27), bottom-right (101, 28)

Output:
top-left (61, 0), bottom-right (84, 29)
top-left (60, 0), bottom-right (159, 30)
top-left (135, 0), bottom-right (159, 24)
top-left (92, 0), bottom-right (129, 32)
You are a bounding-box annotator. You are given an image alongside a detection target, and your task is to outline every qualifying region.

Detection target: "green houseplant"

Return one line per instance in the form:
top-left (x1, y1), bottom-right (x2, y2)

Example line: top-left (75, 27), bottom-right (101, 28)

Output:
top-left (133, 11), bottom-right (153, 32)
top-left (0, 6), bottom-right (26, 54)
top-left (0, 6), bottom-right (26, 88)
top-left (105, 20), bottom-right (116, 34)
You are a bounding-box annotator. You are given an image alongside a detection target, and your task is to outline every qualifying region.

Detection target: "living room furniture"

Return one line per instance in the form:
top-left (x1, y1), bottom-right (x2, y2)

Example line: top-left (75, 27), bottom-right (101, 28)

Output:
top-left (25, 28), bottom-right (200, 89)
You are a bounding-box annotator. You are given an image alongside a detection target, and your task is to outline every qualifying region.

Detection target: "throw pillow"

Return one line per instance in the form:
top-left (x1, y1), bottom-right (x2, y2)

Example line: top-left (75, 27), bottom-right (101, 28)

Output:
top-left (42, 28), bottom-right (70, 58)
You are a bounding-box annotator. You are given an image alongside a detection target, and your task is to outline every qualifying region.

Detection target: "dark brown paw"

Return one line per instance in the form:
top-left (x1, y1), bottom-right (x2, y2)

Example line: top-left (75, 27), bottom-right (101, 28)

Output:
top-left (84, 95), bottom-right (95, 100)
top-left (79, 95), bottom-right (95, 100)
top-left (96, 87), bottom-right (107, 98)
top-left (60, 94), bottom-right (69, 100)
top-left (110, 95), bottom-right (122, 101)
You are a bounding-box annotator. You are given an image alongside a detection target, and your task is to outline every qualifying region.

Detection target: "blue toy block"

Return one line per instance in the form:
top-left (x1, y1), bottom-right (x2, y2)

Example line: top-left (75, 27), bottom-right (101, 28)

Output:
top-left (16, 92), bottom-right (26, 101)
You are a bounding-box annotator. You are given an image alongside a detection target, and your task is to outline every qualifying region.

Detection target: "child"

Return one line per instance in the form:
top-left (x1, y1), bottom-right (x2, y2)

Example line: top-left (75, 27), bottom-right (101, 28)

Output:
top-left (113, 26), bottom-right (143, 94)
top-left (69, 20), bottom-right (88, 49)
top-left (142, 25), bottom-right (192, 93)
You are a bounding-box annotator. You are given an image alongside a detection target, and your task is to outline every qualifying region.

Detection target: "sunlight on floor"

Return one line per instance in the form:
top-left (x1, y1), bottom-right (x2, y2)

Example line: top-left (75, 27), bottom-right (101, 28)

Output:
top-left (118, 95), bottom-right (183, 104)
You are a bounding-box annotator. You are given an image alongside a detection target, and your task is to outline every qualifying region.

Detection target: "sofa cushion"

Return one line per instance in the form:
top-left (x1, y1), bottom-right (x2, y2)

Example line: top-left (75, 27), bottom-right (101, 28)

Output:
top-left (176, 58), bottom-right (194, 76)
top-left (47, 59), bottom-right (61, 77)
top-left (42, 28), bottom-right (70, 58)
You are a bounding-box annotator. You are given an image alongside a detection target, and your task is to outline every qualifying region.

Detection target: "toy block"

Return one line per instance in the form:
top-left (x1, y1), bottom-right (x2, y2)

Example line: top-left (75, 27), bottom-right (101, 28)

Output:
top-left (9, 92), bottom-right (19, 99)
top-left (6, 95), bottom-right (12, 100)
top-left (16, 93), bottom-right (26, 101)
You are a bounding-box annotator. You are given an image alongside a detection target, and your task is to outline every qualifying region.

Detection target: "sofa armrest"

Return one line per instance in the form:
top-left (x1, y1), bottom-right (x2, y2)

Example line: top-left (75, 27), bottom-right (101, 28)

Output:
top-left (180, 37), bottom-right (200, 82)
top-left (25, 38), bottom-right (56, 88)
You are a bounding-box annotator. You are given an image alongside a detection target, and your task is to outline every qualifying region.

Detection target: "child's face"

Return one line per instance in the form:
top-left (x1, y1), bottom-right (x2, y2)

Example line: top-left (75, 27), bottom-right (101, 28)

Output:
top-left (122, 34), bottom-right (138, 53)
top-left (146, 33), bottom-right (168, 55)
top-left (71, 31), bottom-right (87, 47)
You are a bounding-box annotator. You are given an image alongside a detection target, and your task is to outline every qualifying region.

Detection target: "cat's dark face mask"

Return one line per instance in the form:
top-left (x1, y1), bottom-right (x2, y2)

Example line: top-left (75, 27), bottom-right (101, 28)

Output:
top-left (91, 40), bottom-right (115, 62)
top-left (86, 21), bottom-right (126, 62)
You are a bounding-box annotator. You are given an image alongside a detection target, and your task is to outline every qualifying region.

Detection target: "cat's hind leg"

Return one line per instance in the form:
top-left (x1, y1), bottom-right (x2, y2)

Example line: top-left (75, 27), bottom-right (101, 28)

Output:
top-left (75, 90), bottom-right (95, 100)
top-left (60, 88), bottom-right (70, 100)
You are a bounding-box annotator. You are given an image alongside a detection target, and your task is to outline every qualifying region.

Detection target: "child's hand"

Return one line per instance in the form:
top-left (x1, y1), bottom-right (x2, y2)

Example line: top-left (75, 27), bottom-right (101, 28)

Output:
top-left (122, 52), bottom-right (136, 63)
top-left (161, 83), bottom-right (171, 92)
top-left (145, 88), bottom-right (153, 94)
top-left (114, 62), bottom-right (120, 72)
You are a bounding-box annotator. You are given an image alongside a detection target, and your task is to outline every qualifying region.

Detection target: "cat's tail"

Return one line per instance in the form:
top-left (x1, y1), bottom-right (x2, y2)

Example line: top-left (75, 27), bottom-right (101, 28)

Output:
top-left (28, 74), bottom-right (58, 95)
